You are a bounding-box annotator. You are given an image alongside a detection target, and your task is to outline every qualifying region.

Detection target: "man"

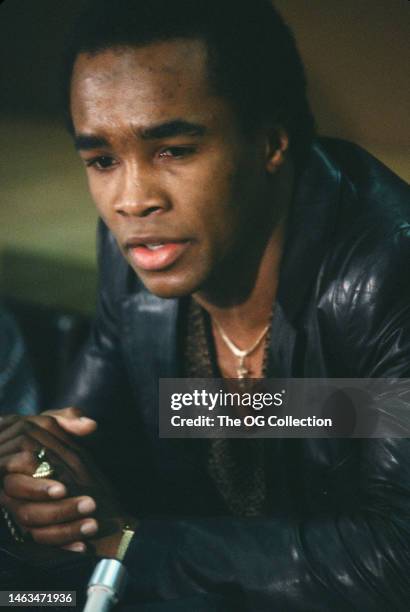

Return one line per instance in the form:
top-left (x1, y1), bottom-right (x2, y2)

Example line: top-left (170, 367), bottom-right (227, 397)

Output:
top-left (0, 0), bottom-right (410, 609)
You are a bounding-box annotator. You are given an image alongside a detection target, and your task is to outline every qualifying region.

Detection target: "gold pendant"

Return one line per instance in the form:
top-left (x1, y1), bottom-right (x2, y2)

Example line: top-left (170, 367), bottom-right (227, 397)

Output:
top-left (237, 357), bottom-right (249, 379)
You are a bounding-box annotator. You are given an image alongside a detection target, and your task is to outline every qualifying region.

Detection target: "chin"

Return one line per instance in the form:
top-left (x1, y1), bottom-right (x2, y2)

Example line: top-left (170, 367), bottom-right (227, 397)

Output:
top-left (135, 268), bottom-right (204, 300)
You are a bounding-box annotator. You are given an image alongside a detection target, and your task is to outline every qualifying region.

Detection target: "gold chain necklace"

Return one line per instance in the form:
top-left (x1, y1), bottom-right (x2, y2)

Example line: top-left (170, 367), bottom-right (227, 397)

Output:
top-left (213, 319), bottom-right (270, 378)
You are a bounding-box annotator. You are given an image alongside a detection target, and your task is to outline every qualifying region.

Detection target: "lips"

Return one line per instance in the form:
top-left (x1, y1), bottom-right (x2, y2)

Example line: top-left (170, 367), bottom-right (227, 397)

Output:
top-left (127, 239), bottom-right (190, 271)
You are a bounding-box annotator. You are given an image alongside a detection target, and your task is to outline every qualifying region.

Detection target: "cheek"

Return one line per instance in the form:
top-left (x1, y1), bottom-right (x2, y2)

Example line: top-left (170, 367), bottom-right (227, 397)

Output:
top-left (179, 155), bottom-right (239, 221)
top-left (87, 174), bottom-right (115, 223)
top-left (199, 166), bottom-right (249, 232)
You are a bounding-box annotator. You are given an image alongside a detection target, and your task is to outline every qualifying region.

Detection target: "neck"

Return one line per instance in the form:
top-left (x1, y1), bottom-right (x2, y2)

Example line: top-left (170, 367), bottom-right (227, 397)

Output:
top-left (193, 159), bottom-right (294, 346)
top-left (194, 219), bottom-right (284, 345)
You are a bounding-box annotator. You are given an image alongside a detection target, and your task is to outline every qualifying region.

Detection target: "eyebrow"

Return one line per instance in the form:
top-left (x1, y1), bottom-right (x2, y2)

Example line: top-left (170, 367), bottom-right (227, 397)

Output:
top-left (74, 134), bottom-right (109, 151)
top-left (74, 119), bottom-right (207, 151)
top-left (139, 120), bottom-right (207, 140)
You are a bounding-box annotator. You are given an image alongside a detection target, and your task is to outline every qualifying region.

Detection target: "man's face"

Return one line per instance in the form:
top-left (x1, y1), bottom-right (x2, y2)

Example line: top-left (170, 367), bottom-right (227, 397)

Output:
top-left (71, 39), bottom-right (276, 298)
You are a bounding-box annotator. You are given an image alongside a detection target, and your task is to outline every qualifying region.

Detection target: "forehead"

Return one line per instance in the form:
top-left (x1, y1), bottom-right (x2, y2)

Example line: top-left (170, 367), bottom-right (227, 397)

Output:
top-left (70, 39), bottom-right (220, 132)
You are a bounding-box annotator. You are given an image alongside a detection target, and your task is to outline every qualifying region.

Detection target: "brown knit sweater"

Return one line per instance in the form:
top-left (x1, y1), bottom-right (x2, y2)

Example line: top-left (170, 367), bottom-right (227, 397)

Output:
top-left (182, 298), bottom-right (271, 517)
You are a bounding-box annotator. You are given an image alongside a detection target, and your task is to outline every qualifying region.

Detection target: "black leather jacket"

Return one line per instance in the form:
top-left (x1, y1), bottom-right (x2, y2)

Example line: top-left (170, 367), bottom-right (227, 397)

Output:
top-left (60, 139), bottom-right (410, 611)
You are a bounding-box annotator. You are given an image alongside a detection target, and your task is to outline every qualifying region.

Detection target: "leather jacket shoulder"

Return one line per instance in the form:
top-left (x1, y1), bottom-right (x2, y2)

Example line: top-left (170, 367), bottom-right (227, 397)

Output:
top-left (274, 138), bottom-right (410, 379)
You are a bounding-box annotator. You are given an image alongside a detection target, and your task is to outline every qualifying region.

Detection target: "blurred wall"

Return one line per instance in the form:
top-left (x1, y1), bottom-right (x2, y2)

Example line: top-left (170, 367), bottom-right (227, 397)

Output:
top-left (276, 0), bottom-right (410, 178)
top-left (0, 0), bottom-right (409, 313)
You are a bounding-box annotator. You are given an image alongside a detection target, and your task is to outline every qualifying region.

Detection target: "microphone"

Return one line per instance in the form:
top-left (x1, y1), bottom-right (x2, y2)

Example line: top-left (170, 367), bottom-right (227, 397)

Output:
top-left (83, 526), bottom-right (135, 612)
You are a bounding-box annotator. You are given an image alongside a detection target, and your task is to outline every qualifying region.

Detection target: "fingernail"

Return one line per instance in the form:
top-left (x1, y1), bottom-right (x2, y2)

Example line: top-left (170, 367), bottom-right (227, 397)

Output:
top-left (47, 484), bottom-right (66, 498)
top-left (80, 519), bottom-right (98, 536)
top-left (77, 497), bottom-right (96, 514)
top-left (66, 542), bottom-right (86, 553)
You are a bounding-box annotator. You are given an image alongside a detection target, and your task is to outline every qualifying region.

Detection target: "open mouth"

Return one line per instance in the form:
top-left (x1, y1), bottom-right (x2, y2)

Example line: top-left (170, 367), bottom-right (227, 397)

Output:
top-left (128, 240), bottom-right (190, 271)
top-left (144, 243), bottom-right (165, 250)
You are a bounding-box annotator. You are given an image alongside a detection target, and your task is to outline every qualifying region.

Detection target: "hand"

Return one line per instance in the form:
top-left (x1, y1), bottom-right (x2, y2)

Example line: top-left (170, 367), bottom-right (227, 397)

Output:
top-left (1, 473), bottom-right (132, 555)
top-left (1, 473), bottom-right (97, 552)
top-left (0, 407), bottom-right (97, 479)
top-left (0, 408), bottom-right (133, 554)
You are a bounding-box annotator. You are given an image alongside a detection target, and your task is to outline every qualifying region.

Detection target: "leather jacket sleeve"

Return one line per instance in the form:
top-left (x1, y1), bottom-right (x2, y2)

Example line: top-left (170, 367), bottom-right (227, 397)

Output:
top-left (56, 225), bottom-right (134, 423)
top-left (0, 307), bottom-right (39, 416)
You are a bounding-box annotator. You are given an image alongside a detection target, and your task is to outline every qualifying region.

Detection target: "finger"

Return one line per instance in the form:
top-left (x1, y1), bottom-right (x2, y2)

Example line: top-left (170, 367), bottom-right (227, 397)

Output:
top-left (0, 433), bottom-right (40, 461)
top-left (44, 407), bottom-right (84, 419)
top-left (0, 417), bottom-right (92, 484)
top-left (53, 416), bottom-right (97, 437)
top-left (0, 419), bottom-right (31, 451)
top-left (3, 473), bottom-right (67, 501)
top-left (44, 407), bottom-right (97, 436)
top-left (0, 415), bottom-right (20, 433)
top-left (62, 541), bottom-right (87, 553)
top-left (26, 426), bottom-right (90, 482)
top-left (31, 518), bottom-right (99, 546)
top-left (0, 450), bottom-right (39, 476)
top-left (0, 416), bottom-right (81, 455)
top-left (0, 422), bottom-right (89, 483)
top-left (27, 415), bottom-right (84, 450)
top-left (2, 493), bottom-right (97, 528)
top-left (0, 442), bottom-right (80, 485)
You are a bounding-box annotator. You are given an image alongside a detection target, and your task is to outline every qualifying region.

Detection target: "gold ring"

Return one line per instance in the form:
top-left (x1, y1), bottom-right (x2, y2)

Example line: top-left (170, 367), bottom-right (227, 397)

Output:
top-left (32, 447), bottom-right (55, 479)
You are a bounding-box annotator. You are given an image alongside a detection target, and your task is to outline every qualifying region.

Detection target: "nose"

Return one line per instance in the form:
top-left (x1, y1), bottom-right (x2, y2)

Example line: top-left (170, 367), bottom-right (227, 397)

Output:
top-left (114, 163), bottom-right (169, 218)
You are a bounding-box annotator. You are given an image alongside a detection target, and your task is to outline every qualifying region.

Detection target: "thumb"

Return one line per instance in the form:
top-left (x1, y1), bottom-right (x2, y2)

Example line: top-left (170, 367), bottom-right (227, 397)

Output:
top-left (43, 407), bottom-right (97, 437)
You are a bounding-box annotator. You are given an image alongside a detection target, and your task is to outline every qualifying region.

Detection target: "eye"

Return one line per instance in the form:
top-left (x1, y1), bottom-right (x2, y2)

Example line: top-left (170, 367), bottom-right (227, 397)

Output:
top-left (157, 146), bottom-right (196, 159)
top-left (84, 156), bottom-right (118, 171)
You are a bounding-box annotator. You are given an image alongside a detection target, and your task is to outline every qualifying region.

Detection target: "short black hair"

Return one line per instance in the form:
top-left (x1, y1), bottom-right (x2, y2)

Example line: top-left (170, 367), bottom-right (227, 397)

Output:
top-left (63, 0), bottom-right (315, 168)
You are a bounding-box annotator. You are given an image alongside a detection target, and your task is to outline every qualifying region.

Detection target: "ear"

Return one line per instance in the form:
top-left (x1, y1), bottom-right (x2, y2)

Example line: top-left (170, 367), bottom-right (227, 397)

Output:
top-left (265, 127), bottom-right (289, 174)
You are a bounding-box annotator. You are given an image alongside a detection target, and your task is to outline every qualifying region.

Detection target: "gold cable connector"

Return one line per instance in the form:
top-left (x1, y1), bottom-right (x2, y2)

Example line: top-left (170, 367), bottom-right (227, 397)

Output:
top-left (116, 525), bottom-right (135, 562)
